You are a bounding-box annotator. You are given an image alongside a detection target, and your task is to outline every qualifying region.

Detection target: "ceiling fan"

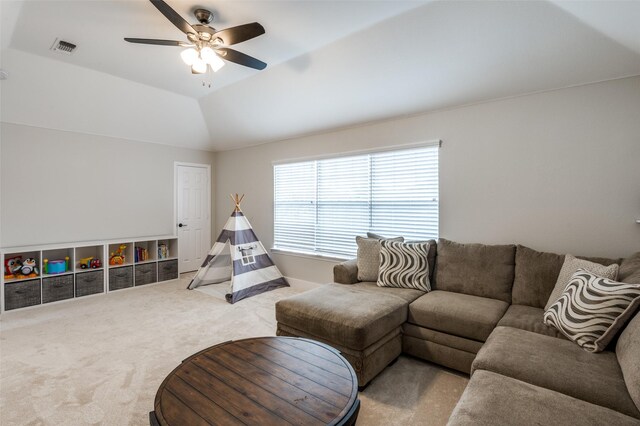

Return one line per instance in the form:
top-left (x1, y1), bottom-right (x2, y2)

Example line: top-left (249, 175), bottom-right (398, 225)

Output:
top-left (124, 0), bottom-right (266, 75)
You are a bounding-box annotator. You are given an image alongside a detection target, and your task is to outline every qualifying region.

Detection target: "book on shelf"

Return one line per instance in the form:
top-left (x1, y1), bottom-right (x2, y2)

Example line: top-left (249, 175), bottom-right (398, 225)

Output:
top-left (135, 247), bottom-right (149, 262)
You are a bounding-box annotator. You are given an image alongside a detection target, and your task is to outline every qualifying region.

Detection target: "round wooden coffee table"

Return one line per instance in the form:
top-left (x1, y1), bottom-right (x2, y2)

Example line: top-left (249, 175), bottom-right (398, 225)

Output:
top-left (150, 336), bottom-right (360, 426)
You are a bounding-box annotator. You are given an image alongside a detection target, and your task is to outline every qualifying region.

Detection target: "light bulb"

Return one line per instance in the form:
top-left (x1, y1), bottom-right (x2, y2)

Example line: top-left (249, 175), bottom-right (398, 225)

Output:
top-left (200, 47), bottom-right (225, 72)
top-left (191, 57), bottom-right (207, 74)
top-left (180, 48), bottom-right (198, 66)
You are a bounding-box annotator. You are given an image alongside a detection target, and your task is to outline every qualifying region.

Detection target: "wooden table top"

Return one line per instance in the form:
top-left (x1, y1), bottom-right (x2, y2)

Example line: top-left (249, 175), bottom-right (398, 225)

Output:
top-left (153, 336), bottom-right (359, 426)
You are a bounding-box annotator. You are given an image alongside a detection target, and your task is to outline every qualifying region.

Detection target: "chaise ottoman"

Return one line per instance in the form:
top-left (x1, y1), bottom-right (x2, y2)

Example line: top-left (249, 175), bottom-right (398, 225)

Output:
top-left (276, 282), bottom-right (424, 387)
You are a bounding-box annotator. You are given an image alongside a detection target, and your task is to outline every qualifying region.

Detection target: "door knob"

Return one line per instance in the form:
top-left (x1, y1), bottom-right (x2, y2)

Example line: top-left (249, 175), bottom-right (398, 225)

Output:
top-left (178, 223), bottom-right (188, 228)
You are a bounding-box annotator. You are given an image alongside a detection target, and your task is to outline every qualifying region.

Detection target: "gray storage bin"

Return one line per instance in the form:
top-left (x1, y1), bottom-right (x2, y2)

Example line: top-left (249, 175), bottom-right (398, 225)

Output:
top-left (43, 274), bottom-right (74, 303)
top-left (158, 260), bottom-right (178, 281)
top-left (5, 279), bottom-right (41, 310)
top-left (109, 266), bottom-right (133, 291)
top-left (76, 270), bottom-right (104, 297)
top-left (135, 262), bottom-right (157, 286)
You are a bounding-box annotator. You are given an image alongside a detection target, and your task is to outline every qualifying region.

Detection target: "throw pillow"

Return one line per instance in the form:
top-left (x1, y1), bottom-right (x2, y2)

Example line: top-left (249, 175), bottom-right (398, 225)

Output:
top-left (544, 254), bottom-right (619, 310)
top-left (377, 240), bottom-right (431, 291)
top-left (356, 235), bottom-right (403, 282)
top-left (366, 232), bottom-right (386, 239)
top-left (543, 269), bottom-right (640, 352)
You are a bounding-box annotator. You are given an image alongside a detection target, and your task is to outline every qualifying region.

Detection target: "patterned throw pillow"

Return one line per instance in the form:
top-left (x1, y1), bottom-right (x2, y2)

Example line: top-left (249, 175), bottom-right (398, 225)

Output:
top-left (544, 254), bottom-right (619, 310)
top-left (356, 235), bottom-right (404, 282)
top-left (377, 240), bottom-right (431, 291)
top-left (543, 269), bottom-right (640, 352)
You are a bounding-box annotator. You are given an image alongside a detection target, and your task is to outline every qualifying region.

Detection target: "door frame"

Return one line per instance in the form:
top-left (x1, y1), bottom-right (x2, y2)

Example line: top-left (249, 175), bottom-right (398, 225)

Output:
top-left (174, 162), bottom-right (212, 274)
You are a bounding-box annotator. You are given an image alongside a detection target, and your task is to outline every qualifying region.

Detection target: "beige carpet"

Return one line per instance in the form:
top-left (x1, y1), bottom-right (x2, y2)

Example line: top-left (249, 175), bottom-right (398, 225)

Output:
top-left (0, 275), bottom-right (468, 425)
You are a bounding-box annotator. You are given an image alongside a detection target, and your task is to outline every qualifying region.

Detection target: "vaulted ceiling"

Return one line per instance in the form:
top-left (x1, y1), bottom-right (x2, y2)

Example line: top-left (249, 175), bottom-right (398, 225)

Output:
top-left (1, 1), bottom-right (640, 151)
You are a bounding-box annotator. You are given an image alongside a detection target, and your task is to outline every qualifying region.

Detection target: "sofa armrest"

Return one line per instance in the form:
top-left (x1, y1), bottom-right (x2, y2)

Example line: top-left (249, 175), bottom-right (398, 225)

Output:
top-left (334, 259), bottom-right (359, 284)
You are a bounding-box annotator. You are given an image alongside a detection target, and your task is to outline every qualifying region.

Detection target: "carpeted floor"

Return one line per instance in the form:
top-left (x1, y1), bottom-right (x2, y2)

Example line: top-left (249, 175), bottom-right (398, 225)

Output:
top-left (0, 275), bottom-right (468, 425)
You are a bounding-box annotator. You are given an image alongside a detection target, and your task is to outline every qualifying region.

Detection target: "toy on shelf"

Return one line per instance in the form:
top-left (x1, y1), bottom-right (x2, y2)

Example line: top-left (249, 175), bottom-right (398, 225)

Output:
top-left (80, 257), bottom-right (102, 269)
top-left (21, 258), bottom-right (39, 275)
top-left (158, 243), bottom-right (169, 259)
top-left (44, 257), bottom-right (69, 275)
top-left (4, 256), bottom-right (22, 279)
top-left (109, 245), bottom-right (127, 265)
top-left (7, 256), bottom-right (40, 279)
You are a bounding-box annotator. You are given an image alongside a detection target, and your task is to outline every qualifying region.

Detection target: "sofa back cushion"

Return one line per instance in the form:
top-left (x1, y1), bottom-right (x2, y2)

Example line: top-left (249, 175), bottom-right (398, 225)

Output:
top-left (512, 245), bottom-right (565, 308)
top-left (619, 252), bottom-right (640, 284)
top-left (616, 311), bottom-right (640, 413)
top-left (512, 245), bottom-right (622, 309)
top-left (434, 239), bottom-right (515, 303)
top-left (425, 239), bottom-right (437, 284)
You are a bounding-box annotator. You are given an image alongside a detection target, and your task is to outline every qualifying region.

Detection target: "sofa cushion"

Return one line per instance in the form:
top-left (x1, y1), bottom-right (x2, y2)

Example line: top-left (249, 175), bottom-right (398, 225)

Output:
top-left (351, 281), bottom-right (425, 304)
top-left (447, 370), bottom-right (640, 426)
top-left (545, 254), bottom-right (619, 310)
top-left (402, 323), bottom-right (484, 354)
top-left (356, 235), bottom-right (403, 282)
top-left (275, 283), bottom-right (412, 351)
top-left (543, 270), bottom-right (640, 352)
top-left (620, 251), bottom-right (640, 284)
top-left (511, 245), bottom-right (565, 308)
top-left (617, 312), bottom-right (640, 413)
top-left (378, 240), bottom-right (431, 291)
top-left (434, 239), bottom-right (515, 303)
top-left (408, 290), bottom-right (509, 342)
top-left (472, 326), bottom-right (640, 419)
top-left (497, 304), bottom-right (566, 339)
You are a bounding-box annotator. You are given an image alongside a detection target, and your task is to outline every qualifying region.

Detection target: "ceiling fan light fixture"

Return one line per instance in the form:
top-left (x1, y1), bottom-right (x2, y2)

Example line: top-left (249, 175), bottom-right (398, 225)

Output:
top-left (200, 47), bottom-right (225, 72)
top-left (191, 57), bottom-right (207, 74)
top-left (124, 1), bottom-right (266, 80)
top-left (181, 48), bottom-right (198, 65)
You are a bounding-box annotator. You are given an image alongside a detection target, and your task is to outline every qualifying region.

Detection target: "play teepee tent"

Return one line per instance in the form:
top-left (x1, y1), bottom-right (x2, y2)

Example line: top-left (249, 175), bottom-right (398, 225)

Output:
top-left (187, 194), bottom-right (289, 303)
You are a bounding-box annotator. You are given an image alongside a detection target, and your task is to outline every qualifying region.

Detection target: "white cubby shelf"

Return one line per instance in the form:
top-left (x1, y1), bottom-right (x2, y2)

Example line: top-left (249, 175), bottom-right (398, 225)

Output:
top-left (1, 235), bottom-right (179, 314)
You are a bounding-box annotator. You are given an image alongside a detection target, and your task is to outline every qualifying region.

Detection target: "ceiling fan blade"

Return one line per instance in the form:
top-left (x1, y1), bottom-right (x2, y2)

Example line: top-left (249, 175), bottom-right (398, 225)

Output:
top-left (149, 0), bottom-right (196, 35)
top-left (216, 48), bottom-right (267, 70)
top-left (124, 38), bottom-right (193, 47)
top-left (213, 23), bottom-right (265, 46)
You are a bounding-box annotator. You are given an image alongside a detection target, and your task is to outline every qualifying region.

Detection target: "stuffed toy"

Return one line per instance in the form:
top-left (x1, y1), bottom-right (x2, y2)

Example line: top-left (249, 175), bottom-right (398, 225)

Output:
top-left (20, 258), bottom-right (39, 276)
top-left (4, 256), bottom-right (22, 278)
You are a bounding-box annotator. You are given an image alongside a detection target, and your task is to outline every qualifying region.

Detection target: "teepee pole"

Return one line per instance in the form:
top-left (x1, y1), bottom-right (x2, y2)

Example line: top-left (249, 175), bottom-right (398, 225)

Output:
top-left (230, 193), bottom-right (245, 212)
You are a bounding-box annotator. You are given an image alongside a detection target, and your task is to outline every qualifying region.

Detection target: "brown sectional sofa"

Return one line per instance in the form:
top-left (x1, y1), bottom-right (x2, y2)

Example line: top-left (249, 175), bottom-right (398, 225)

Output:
top-left (275, 239), bottom-right (640, 424)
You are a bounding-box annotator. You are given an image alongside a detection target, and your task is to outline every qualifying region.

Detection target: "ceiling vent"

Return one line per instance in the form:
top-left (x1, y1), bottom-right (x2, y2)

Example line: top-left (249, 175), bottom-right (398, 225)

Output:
top-left (51, 38), bottom-right (77, 54)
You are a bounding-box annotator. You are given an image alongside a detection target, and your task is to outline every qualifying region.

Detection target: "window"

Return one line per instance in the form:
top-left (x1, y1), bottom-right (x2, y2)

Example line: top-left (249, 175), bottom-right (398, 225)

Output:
top-left (273, 143), bottom-right (439, 258)
top-left (238, 245), bottom-right (256, 266)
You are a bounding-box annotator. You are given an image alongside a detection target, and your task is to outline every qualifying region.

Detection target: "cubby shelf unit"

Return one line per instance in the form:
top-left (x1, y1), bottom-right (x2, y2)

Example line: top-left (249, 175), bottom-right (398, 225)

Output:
top-left (1, 236), bottom-right (179, 313)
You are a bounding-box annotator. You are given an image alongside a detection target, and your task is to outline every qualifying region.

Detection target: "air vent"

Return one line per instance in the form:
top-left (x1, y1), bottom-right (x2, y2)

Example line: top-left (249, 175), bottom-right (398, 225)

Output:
top-left (51, 38), bottom-right (77, 54)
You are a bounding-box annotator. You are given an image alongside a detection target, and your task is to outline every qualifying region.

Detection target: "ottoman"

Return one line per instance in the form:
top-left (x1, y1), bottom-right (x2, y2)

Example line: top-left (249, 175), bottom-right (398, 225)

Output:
top-left (275, 282), bottom-right (421, 387)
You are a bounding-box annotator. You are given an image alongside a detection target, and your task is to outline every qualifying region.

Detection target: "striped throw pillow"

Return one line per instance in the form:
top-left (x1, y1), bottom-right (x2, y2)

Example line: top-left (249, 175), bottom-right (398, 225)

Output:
top-left (377, 240), bottom-right (431, 291)
top-left (543, 269), bottom-right (640, 352)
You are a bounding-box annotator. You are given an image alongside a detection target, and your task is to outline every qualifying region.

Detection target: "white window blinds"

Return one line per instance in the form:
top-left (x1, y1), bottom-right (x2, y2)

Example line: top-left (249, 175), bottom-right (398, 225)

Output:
top-left (274, 143), bottom-right (439, 257)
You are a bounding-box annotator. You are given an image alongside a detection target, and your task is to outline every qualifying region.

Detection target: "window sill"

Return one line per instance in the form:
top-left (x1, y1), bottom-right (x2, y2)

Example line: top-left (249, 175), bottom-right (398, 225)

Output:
top-left (270, 248), bottom-right (352, 263)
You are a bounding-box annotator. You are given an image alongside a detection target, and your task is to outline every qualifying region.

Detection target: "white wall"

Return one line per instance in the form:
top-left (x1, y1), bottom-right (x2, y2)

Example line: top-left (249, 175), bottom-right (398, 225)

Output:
top-left (214, 76), bottom-right (640, 283)
top-left (0, 123), bottom-right (215, 247)
top-left (0, 48), bottom-right (210, 151)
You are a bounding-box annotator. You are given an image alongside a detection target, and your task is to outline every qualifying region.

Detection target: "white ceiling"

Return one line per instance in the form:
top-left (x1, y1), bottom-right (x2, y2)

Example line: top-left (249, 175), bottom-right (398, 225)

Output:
top-left (6, 0), bottom-right (424, 98)
top-left (2, 0), bottom-right (640, 151)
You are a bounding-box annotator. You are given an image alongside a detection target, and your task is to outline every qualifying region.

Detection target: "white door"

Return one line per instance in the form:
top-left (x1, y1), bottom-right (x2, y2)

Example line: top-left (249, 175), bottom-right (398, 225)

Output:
top-left (176, 164), bottom-right (211, 273)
